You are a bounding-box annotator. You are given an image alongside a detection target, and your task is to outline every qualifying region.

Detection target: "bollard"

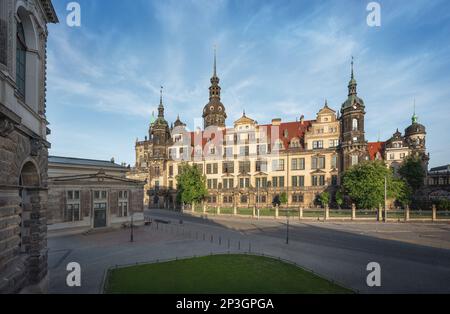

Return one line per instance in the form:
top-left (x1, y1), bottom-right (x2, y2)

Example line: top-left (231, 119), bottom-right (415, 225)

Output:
top-left (299, 207), bottom-right (303, 220)
top-left (217, 206), bottom-right (221, 215)
top-left (378, 204), bottom-right (383, 222)
top-left (203, 203), bottom-right (206, 214)
top-left (325, 205), bottom-right (330, 221)
top-left (351, 204), bottom-right (356, 221)
top-left (192, 202), bottom-right (195, 213)
top-left (405, 205), bottom-right (410, 222)
top-left (252, 206), bottom-right (256, 218)
top-left (233, 205), bottom-right (237, 216)
top-left (432, 204), bottom-right (437, 222)
top-left (275, 205), bottom-right (279, 219)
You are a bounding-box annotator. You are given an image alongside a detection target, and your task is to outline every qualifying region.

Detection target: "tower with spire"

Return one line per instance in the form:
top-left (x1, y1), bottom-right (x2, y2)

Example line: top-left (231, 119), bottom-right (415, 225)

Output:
top-left (202, 47), bottom-right (227, 129)
top-left (150, 86), bottom-right (171, 158)
top-left (340, 57), bottom-right (368, 171)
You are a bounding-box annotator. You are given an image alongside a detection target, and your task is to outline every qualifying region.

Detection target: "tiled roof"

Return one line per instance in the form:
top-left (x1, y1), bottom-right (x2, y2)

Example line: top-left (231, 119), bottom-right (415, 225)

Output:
top-left (49, 156), bottom-right (126, 169)
top-left (368, 142), bottom-right (385, 160)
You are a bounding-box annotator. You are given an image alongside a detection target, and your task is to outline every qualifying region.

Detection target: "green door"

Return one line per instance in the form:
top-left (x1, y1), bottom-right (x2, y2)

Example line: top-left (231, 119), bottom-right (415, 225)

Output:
top-left (94, 202), bottom-right (107, 228)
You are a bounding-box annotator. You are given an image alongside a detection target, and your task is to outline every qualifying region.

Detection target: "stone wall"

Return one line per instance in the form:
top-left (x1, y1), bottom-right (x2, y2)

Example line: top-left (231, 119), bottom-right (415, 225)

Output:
top-left (0, 128), bottom-right (49, 293)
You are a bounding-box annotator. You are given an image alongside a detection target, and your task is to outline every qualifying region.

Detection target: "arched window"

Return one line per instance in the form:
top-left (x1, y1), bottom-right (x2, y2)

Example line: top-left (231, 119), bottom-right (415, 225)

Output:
top-left (16, 21), bottom-right (26, 98)
top-left (352, 118), bottom-right (358, 131)
top-left (0, 0), bottom-right (7, 66)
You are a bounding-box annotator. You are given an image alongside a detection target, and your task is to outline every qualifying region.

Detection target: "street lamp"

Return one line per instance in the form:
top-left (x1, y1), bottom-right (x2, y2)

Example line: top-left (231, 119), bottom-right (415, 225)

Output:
top-left (286, 208), bottom-right (290, 245)
top-left (130, 211), bottom-right (134, 242)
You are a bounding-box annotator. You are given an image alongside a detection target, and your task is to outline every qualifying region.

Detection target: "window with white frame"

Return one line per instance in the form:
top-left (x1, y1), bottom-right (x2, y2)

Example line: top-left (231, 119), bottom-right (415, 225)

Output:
top-left (118, 190), bottom-right (128, 217)
top-left (65, 190), bottom-right (81, 222)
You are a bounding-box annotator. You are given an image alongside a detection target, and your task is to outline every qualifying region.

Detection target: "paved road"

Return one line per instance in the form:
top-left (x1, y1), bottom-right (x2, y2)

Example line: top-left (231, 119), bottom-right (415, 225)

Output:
top-left (48, 209), bottom-right (450, 294)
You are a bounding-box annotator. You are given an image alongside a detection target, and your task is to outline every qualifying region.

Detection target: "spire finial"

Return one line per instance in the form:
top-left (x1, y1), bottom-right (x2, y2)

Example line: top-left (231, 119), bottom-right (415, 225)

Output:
top-left (412, 98), bottom-right (418, 124)
top-left (213, 45), bottom-right (217, 77)
top-left (160, 86), bottom-right (163, 106)
top-left (351, 56), bottom-right (354, 79)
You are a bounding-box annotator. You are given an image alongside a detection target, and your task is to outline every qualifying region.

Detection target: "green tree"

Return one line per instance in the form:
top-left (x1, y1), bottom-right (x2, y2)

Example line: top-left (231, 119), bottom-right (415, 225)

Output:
top-left (319, 191), bottom-right (330, 208)
top-left (335, 190), bottom-right (344, 209)
top-left (176, 163), bottom-right (208, 206)
top-left (398, 155), bottom-right (426, 192)
top-left (279, 192), bottom-right (288, 206)
top-left (341, 160), bottom-right (410, 209)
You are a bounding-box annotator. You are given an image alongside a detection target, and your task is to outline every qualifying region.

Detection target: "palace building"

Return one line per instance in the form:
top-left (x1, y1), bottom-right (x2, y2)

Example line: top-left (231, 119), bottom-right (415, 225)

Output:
top-left (130, 53), bottom-right (429, 209)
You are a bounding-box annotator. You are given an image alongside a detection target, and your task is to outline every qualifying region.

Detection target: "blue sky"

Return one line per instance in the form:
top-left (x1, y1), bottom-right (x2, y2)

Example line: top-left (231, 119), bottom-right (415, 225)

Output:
top-left (46, 0), bottom-right (450, 167)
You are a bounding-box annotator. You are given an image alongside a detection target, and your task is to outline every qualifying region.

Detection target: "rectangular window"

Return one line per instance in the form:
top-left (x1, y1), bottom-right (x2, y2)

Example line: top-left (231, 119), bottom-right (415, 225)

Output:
top-left (207, 179), bottom-right (218, 189)
top-left (169, 165), bottom-right (173, 177)
top-left (255, 160), bottom-right (267, 172)
top-left (272, 159), bottom-right (285, 171)
top-left (256, 177), bottom-right (268, 188)
top-left (312, 156), bottom-right (325, 169)
top-left (291, 158), bottom-right (305, 170)
top-left (223, 178), bottom-right (234, 189)
top-left (292, 176), bottom-right (305, 187)
top-left (240, 146), bottom-right (250, 156)
top-left (313, 140), bottom-right (323, 149)
top-left (272, 176), bottom-right (284, 188)
top-left (239, 161), bottom-right (251, 173)
top-left (257, 145), bottom-right (267, 155)
top-left (312, 175), bottom-right (325, 186)
top-left (331, 155), bottom-right (338, 169)
top-left (329, 139), bottom-right (339, 148)
top-left (206, 163), bottom-right (218, 174)
top-left (222, 161), bottom-right (234, 174)
top-left (239, 178), bottom-right (250, 188)
top-left (292, 194), bottom-right (304, 203)
top-left (352, 155), bottom-right (359, 165)
top-left (331, 175), bottom-right (338, 186)
top-left (65, 204), bottom-right (81, 222)
top-left (225, 147), bottom-right (233, 157)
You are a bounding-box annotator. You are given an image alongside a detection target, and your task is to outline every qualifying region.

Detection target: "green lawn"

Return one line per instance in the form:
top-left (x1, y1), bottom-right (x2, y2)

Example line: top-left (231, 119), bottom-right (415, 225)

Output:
top-left (105, 254), bottom-right (351, 294)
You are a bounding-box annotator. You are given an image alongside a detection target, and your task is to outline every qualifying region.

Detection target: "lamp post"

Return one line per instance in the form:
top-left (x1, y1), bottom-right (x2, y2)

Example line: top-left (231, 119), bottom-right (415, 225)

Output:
top-left (286, 209), bottom-right (290, 245)
top-left (130, 211), bottom-right (134, 242)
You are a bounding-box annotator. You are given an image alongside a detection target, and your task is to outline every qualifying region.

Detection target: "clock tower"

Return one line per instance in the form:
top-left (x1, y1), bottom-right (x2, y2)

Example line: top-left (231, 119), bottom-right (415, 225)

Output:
top-left (340, 58), bottom-right (368, 171)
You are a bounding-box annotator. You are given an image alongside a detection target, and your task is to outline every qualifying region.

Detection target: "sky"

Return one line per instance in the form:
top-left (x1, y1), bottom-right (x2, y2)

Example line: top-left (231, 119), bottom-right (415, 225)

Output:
top-left (46, 0), bottom-right (450, 168)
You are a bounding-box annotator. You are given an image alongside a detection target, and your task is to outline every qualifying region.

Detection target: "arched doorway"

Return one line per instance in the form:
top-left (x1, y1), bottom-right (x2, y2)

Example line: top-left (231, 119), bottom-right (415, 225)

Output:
top-left (18, 161), bottom-right (40, 253)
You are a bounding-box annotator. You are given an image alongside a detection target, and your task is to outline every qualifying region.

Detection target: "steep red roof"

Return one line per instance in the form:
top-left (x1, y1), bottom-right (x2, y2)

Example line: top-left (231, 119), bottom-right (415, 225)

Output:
top-left (186, 120), bottom-right (313, 150)
top-left (368, 142), bottom-right (385, 160)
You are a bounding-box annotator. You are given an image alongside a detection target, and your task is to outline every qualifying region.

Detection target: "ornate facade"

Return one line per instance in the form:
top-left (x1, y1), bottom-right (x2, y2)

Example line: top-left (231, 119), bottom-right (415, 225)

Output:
top-left (130, 54), bottom-right (429, 210)
top-left (0, 0), bottom-right (57, 293)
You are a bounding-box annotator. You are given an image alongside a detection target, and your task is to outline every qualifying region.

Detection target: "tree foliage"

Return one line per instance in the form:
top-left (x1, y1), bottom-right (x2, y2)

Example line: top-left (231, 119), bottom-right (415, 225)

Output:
top-left (176, 163), bottom-right (208, 205)
top-left (279, 192), bottom-right (288, 205)
top-left (398, 155), bottom-right (426, 192)
top-left (318, 191), bottom-right (330, 207)
top-left (335, 190), bottom-right (344, 208)
top-left (341, 160), bottom-right (411, 209)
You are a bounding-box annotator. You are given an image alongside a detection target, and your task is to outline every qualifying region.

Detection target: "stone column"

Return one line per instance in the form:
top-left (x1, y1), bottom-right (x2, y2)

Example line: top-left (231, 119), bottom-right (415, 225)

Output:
top-left (299, 206), bottom-right (303, 220)
top-left (405, 205), bottom-right (410, 222)
top-left (378, 204), bottom-right (383, 222)
top-left (432, 204), bottom-right (437, 222)
top-left (275, 205), bottom-right (279, 219)
top-left (325, 205), bottom-right (330, 221)
top-left (351, 203), bottom-right (356, 221)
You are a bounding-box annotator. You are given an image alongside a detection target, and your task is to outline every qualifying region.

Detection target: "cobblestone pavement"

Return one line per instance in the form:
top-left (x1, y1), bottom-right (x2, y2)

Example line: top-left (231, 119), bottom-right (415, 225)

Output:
top-left (48, 209), bottom-right (450, 294)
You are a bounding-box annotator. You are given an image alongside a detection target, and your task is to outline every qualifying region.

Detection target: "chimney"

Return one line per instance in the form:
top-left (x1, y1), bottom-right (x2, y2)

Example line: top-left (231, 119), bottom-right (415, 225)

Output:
top-left (300, 115), bottom-right (305, 124)
top-left (272, 118), bottom-right (282, 126)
